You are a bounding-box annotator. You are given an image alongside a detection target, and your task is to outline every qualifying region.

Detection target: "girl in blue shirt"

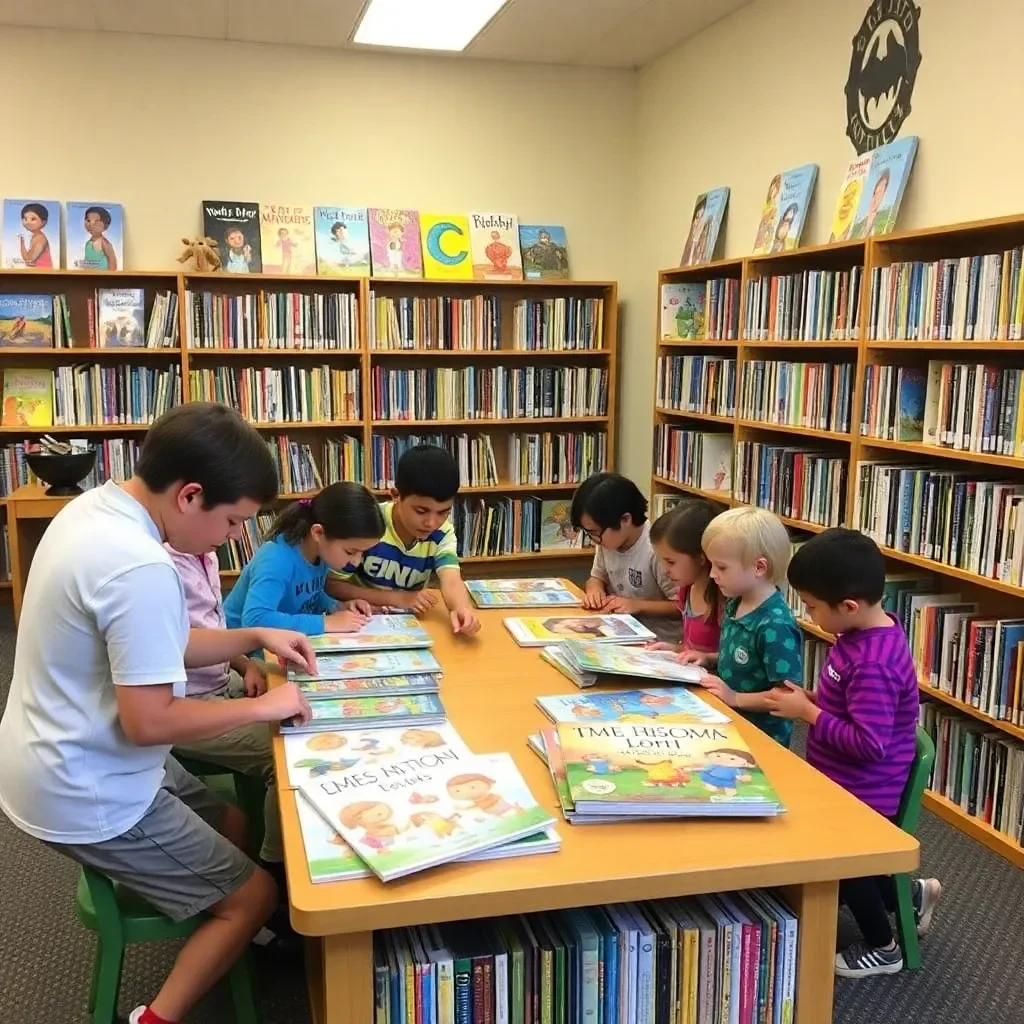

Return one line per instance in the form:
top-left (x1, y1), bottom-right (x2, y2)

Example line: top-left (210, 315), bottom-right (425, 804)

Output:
top-left (224, 482), bottom-right (385, 636)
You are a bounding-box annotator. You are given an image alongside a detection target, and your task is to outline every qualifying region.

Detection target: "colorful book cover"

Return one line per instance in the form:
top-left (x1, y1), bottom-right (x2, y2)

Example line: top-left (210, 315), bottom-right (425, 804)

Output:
top-left (652, 493), bottom-right (684, 518)
top-left (0, 294), bottom-right (54, 347)
top-left (299, 750), bottom-right (554, 881)
top-left (519, 225), bottom-right (570, 281)
top-left (65, 202), bottom-right (123, 271)
top-left (259, 203), bottom-right (316, 275)
top-left (296, 673), bottom-right (440, 701)
top-left (556, 721), bottom-right (784, 816)
top-left (202, 200), bottom-right (262, 274)
top-left (896, 367), bottom-right (926, 441)
top-left (680, 188), bottom-right (729, 267)
top-left (828, 155), bottom-right (872, 242)
top-left (289, 648), bottom-right (442, 682)
top-left (751, 164), bottom-right (818, 255)
top-left (418, 213), bottom-right (473, 281)
top-left (469, 212), bottom-right (523, 281)
top-left (541, 499), bottom-right (583, 550)
top-left (466, 578), bottom-right (580, 608)
top-left (1, 368), bottom-right (53, 426)
top-left (314, 206), bottom-right (371, 278)
top-left (561, 641), bottom-right (707, 684)
top-left (296, 789), bottom-right (371, 882)
top-left (503, 614), bottom-right (655, 647)
top-left (369, 208), bottom-right (423, 278)
top-left (2, 199), bottom-right (60, 269)
top-left (280, 692), bottom-right (446, 735)
top-left (540, 644), bottom-right (593, 689)
top-left (660, 283), bottom-right (706, 340)
top-left (96, 288), bottom-right (145, 348)
top-left (536, 689), bottom-right (729, 725)
top-left (308, 614), bottom-right (433, 652)
top-left (849, 136), bottom-right (919, 239)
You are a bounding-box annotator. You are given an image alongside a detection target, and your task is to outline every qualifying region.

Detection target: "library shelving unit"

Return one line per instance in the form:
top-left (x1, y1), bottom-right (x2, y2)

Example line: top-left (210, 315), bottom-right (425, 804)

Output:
top-left (651, 216), bottom-right (1024, 868)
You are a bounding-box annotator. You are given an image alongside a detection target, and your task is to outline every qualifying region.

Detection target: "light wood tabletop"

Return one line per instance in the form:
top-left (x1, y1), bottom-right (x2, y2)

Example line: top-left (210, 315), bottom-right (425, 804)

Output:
top-left (271, 586), bottom-right (919, 1024)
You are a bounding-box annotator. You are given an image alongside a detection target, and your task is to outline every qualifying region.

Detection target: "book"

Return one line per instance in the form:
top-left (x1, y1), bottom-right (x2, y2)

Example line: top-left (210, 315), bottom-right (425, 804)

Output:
top-left (65, 202), bottom-right (123, 271)
top-left (540, 644), bottom-right (596, 688)
top-left (296, 788), bottom-right (373, 882)
top-left (828, 154), bottom-right (873, 243)
top-left (751, 164), bottom-right (818, 255)
top-left (96, 288), bottom-right (145, 348)
top-left (654, 425), bottom-right (732, 492)
top-left (503, 615), bottom-right (656, 648)
top-left (655, 353), bottom-right (737, 417)
top-left (299, 750), bottom-right (554, 881)
top-left (652, 492), bottom-right (684, 517)
top-left (289, 648), bottom-right (443, 682)
top-left (2, 368), bottom-right (53, 426)
top-left (742, 266), bottom-right (863, 342)
top-left (202, 200), bottom-right (262, 274)
top-left (540, 499), bottom-right (585, 551)
top-left (295, 673), bottom-right (440, 701)
top-left (419, 213), bottom-right (474, 280)
top-left (860, 365), bottom-right (926, 441)
top-left (2, 199), bottom-right (60, 270)
top-left (307, 614), bottom-right (433, 652)
top-left (369, 208), bottom-right (423, 278)
top-left (465, 578), bottom-right (581, 608)
top-left (469, 213), bottom-right (523, 281)
top-left (0, 295), bottom-right (54, 347)
top-left (313, 206), bottom-right (371, 277)
top-left (280, 692), bottom-right (447, 735)
top-left (849, 136), bottom-right (919, 239)
top-left (660, 283), bottom-right (706, 340)
top-left (519, 225), bottom-right (570, 280)
top-left (559, 641), bottom-right (707, 685)
top-left (259, 203), bottom-right (316, 275)
top-left (680, 188), bottom-right (729, 266)
top-left (536, 689), bottom-right (729, 725)
top-left (738, 360), bottom-right (854, 431)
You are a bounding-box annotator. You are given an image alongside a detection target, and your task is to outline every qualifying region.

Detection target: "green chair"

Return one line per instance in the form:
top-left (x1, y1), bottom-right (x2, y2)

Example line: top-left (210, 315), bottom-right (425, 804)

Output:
top-left (175, 754), bottom-right (267, 857)
top-left (892, 726), bottom-right (935, 971)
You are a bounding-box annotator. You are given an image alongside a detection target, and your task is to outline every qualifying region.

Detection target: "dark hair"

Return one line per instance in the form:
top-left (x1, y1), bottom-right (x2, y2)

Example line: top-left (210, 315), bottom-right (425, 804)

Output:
top-left (649, 499), bottom-right (721, 619)
top-left (136, 403), bottom-right (278, 508)
top-left (777, 203), bottom-right (798, 226)
top-left (84, 205), bottom-right (111, 228)
top-left (708, 748), bottom-right (756, 766)
top-left (787, 528), bottom-right (885, 605)
top-left (569, 472), bottom-right (647, 531)
top-left (268, 481), bottom-right (385, 545)
top-left (331, 222), bottom-right (346, 235)
top-left (21, 202), bottom-right (48, 224)
top-left (224, 225), bottom-right (245, 241)
top-left (395, 444), bottom-right (460, 502)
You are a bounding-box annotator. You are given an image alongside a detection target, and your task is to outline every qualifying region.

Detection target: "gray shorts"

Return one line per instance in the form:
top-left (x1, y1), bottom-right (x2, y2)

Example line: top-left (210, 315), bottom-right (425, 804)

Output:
top-left (46, 755), bottom-right (255, 922)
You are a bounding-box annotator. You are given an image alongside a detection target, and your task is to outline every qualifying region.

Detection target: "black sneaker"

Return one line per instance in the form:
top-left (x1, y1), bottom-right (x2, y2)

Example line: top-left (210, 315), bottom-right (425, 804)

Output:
top-left (835, 942), bottom-right (903, 978)
top-left (912, 877), bottom-right (942, 936)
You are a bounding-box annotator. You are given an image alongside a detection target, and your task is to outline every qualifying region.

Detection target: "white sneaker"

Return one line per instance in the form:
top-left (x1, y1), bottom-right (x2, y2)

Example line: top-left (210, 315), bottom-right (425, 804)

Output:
top-left (913, 877), bottom-right (942, 937)
top-left (127, 1009), bottom-right (146, 1024)
top-left (835, 942), bottom-right (903, 978)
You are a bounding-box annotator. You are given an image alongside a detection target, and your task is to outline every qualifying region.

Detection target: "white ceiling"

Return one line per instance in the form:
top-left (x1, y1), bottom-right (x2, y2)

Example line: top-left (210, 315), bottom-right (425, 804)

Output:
top-left (0, 0), bottom-right (753, 69)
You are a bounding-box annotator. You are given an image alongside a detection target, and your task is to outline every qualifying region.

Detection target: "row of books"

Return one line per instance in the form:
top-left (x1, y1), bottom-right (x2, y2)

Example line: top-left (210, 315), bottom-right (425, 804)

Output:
top-left (262, 435), bottom-right (366, 495)
top-left (511, 297), bottom-right (605, 351)
top-left (738, 361), bottom-right (854, 433)
top-left (652, 426), bottom-right (732, 493)
top-left (217, 512), bottom-right (275, 571)
top-left (33, 365), bottom-right (179, 428)
top-left (183, 290), bottom-right (360, 350)
top-left (507, 431), bottom-right (607, 487)
top-left (369, 366), bottom-right (608, 422)
top-left (802, 635), bottom-right (830, 693)
top-left (371, 433), bottom-right (499, 490)
top-left (741, 267), bottom-right (863, 342)
top-left (655, 356), bottom-right (736, 419)
top-left (452, 497), bottom-right (582, 557)
top-left (659, 279), bottom-right (741, 342)
top-left (370, 294), bottom-right (501, 351)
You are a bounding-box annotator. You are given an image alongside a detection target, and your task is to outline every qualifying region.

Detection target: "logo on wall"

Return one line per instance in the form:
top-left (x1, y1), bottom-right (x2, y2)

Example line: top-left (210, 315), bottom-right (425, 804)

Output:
top-left (845, 0), bottom-right (922, 154)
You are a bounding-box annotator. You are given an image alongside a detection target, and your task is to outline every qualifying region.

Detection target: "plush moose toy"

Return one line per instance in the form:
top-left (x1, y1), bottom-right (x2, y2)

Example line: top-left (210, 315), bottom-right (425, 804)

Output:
top-left (177, 236), bottom-right (222, 272)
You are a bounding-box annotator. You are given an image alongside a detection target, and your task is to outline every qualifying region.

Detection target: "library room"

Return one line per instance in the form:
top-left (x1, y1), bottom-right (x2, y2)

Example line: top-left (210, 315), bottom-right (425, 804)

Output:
top-left (0, 0), bottom-right (1020, 1022)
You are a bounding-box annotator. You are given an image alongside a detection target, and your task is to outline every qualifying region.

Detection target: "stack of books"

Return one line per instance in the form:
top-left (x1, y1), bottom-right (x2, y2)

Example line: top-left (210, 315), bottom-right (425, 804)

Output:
top-left (466, 578), bottom-right (580, 608)
top-left (541, 640), bottom-right (705, 689)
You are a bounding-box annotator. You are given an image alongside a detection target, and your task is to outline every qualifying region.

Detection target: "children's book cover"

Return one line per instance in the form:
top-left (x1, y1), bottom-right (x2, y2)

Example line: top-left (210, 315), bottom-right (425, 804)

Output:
top-left (2, 368), bottom-right (53, 426)
top-left (652, 493), bottom-right (684, 518)
top-left (469, 212), bottom-right (523, 281)
top-left (828, 155), bottom-right (872, 242)
top-left (66, 202), bottom-right (123, 271)
top-left (849, 136), bottom-right (919, 239)
top-left (680, 188), bottom-right (729, 267)
top-left (660, 283), bottom-right (706, 340)
top-left (289, 648), bottom-right (443, 682)
top-left (308, 614), bottom-right (433, 652)
top-left (419, 213), bottom-right (473, 280)
top-left (96, 288), bottom-right (145, 348)
top-left (259, 203), bottom-right (316, 275)
top-left (503, 614), bottom-right (656, 647)
top-left (0, 294), bottom-right (54, 347)
top-left (2, 199), bottom-right (60, 269)
top-left (296, 673), bottom-right (440, 701)
top-left (556, 721), bottom-right (784, 816)
top-left (299, 750), bottom-right (554, 881)
top-left (896, 366), bottom-right (926, 441)
top-left (560, 641), bottom-right (707, 685)
top-left (368, 208), bottom-right (423, 278)
top-left (751, 164), bottom-right (818, 255)
top-left (540, 644), bottom-right (594, 689)
top-left (466, 578), bottom-right (580, 608)
top-left (202, 200), bottom-right (262, 274)
top-left (540, 499), bottom-right (583, 550)
top-left (536, 689), bottom-right (729, 725)
top-left (313, 206), bottom-right (371, 278)
top-left (280, 692), bottom-right (446, 735)
top-left (296, 789), bottom-right (372, 882)
top-left (519, 225), bottom-right (570, 281)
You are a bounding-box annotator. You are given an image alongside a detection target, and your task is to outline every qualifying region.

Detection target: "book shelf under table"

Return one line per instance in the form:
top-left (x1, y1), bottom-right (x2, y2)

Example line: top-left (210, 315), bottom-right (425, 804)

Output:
top-left (270, 590), bottom-right (917, 1024)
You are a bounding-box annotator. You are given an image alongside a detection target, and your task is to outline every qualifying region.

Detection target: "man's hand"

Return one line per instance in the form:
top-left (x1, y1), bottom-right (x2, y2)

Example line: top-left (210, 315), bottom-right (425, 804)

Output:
top-left (254, 682), bottom-right (312, 727)
top-left (764, 681), bottom-right (818, 723)
top-left (324, 608), bottom-right (370, 633)
top-left (581, 585), bottom-right (607, 610)
top-left (697, 673), bottom-right (737, 708)
top-left (241, 658), bottom-right (268, 698)
top-left (254, 628), bottom-right (317, 676)
top-left (394, 589), bottom-right (438, 614)
top-left (450, 606), bottom-right (481, 636)
top-left (344, 599), bottom-right (375, 618)
top-left (601, 595), bottom-right (636, 614)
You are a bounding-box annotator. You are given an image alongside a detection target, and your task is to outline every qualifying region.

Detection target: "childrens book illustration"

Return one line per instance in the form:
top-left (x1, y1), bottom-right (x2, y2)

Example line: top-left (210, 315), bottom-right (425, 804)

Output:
top-left (299, 750), bottom-right (554, 881)
top-left (540, 499), bottom-right (583, 550)
top-left (519, 225), bottom-right (570, 280)
top-left (466, 578), bottom-right (580, 608)
top-left (536, 689), bottom-right (729, 725)
top-left (279, 693), bottom-right (447, 735)
top-left (0, 295), bottom-right (54, 347)
top-left (289, 648), bottom-right (442, 682)
top-left (259, 203), bottom-right (316, 275)
top-left (680, 188), bottom-right (729, 267)
top-left (559, 641), bottom-right (708, 685)
top-left (368, 208), bottom-right (423, 278)
top-left (751, 164), bottom-right (818, 254)
top-left (660, 283), bottom-right (706, 340)
top-left (895, 366), bottom-right (926, 441)
top-left (307, 614), bottom-right (433, 652)
top-left (296, 789), bottom-right (372, 882)
top-left (849, 136), bottom-right (919, 239)
top-left (540, 644), bottom-right (595, 688)
top-left (419, 213), bottom-right (473, 280)
top-left (652, 493), bottom-right (684, 518)
top-left (66, 202), bottom-right (123, 271)
top-left (295, 673), bottom-right (440, 701)
top-left (2, 199), bottom-right (60, 269)
top-left (469, 212), bottom-right (523, 280)
top-left (202, 200), bottom-right (262, 274)
top-left (314, 206), bottom-right (371, 278)
top-left (503, 614), bottom-right (656, 648)
top-left (828, 154), bottom-right (872, 242)
top-left (2, 368), bottom-right (53, 426)
top-left (96, 288), bottom-right (145, 348)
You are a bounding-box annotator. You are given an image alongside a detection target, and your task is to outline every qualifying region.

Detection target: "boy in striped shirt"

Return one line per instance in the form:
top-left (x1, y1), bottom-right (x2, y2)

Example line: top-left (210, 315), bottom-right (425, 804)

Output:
top-left (764, 528), bottom-right (941, 979)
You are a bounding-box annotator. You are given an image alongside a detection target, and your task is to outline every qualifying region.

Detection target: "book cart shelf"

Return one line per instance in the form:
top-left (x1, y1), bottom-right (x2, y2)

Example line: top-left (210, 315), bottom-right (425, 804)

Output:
top-left (651, 214), bottom-right (1024, 868)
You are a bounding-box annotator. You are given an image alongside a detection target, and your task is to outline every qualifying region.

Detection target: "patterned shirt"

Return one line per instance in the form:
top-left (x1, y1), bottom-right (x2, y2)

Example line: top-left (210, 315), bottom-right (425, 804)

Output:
top-left (718, 589), bottom-right (803, 746)
top-left (165, 547), bottom-right (229, 695)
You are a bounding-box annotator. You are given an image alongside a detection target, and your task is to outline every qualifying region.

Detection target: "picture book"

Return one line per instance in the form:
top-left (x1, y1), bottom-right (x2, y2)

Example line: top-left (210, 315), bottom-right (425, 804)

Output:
top-left (828, 154), bottom-right (873, 242)
top-left (660, 283), bottom-right (706, 340)
top-left (0, 294), bottom-right (54, 347)
top-left (465, 578), bottom-right (580, 608)
top-left (279, 693), bottom-right (447, 735)
top-left (536, 689), bottom-right (729, 725)
top-left (2, 199), bottom-right (60, 269)
top-left (65, 202), bottom-right (123, 271)
top-left (849, 136), bottom-right (919, 239)
top-left (561, 641), bottom-right (708, 685)
top-left (96, 288), bottom-right (145, 348)
top-left (652, 493), bottom-right (685, 518)
top-left (313, 206), bottom-right (371, 278)
top-left (419, 213), bottom-right (473, 280)
top-left (751, 164), bottom-right (818, 255)
top-left (296, 789), bottom-right (371, 882)
top-left (295, 673), bottom-right (440, 701)
top-left (519, 225), bottom-right (570, 281)
top-left (503, 614), bottom-right (656, 648)
top-left (2, 368), bottom-right (53, 427)
top-left (540, 499), bottom-right (584, 550)
top-left (556, 721), bottom-right (784, 817)
top-left (680, 188), bottom-right (729, 267)
top-left (469, 212), bottom-right (523, 281)
top-left (202, 200), bottom-right (262, 274)
top-left (259, 203), bottom-right (316, 275)
top-left (289, 648), bottom-right (442, 682)
top-left (896, 366), bottom-right (926, 441)
top-left (540, 644), bottom-right (595, 689)
top-left (368, 208), bottom-right (423, 278)
top-left (307, 615), bottom-right (433, 652)
top-left (299, 750), bottom-right (554, 881)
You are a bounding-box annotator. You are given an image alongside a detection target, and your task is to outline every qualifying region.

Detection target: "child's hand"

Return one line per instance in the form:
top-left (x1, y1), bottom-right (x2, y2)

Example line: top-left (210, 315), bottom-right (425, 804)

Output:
top-left (344, 599), bottom-right (375, 618)
top-left (764, 681), bottom-right (817, 722)
top-left (325, 608), bottom-right (370, 633)
top-left (255, 682), bottom-right (312, 727)
top-left (394, 589), bottom-right (437, 614)
top-left (601, 595), bottom-right (636, 614)
top-left (242, 658), bottom-right (268, 698)
top-left (697, 673), bottom-right (737, 708)
top-left (676, 649), bottom-right (711, 667)
top-left (644, 641), bottom-right (680, 652)
top-left (581, 587), bottom-right (607, 610)
top-left (450, 606), bottom-right (481, 636)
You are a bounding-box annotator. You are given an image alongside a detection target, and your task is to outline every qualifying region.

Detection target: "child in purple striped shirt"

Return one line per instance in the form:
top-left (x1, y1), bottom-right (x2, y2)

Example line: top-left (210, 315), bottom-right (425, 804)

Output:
top-left (764, 528), bottom-right (942, 979)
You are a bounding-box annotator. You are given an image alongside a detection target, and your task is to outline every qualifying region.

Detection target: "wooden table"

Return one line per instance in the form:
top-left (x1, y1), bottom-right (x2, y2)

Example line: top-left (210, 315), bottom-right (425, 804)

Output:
top-left (7, 484), bottom-right (74, 623)
top-left (273, 594), bottom-right (919, 1024)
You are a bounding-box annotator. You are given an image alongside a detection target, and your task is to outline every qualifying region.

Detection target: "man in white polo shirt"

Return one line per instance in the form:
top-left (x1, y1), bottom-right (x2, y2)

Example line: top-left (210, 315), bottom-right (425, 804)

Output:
top-left (0, 403), bottom-right (315, 1024)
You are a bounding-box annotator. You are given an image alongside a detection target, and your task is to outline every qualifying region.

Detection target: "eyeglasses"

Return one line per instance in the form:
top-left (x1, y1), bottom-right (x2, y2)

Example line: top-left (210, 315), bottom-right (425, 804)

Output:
top-left (584, 526), bottom-right (608, 543)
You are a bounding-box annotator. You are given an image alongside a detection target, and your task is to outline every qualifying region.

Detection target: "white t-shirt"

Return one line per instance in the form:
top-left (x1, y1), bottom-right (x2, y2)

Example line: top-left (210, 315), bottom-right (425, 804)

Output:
top-left (590, 521), bottom-right (678, 603)
top-left (0, 481), bottom-right (189, 844)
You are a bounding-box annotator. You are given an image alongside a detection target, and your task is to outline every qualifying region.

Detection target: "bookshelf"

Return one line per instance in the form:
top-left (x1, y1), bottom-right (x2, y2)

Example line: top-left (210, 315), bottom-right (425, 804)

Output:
top-left (651, 215), bottom-right (1024, 867)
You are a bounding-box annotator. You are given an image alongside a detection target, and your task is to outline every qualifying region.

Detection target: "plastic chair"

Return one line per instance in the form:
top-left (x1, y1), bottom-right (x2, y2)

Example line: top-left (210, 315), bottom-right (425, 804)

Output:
top-left (892, 726), bottom-right (935, 970)
top-left (175, 754), bottom-right (267, 857)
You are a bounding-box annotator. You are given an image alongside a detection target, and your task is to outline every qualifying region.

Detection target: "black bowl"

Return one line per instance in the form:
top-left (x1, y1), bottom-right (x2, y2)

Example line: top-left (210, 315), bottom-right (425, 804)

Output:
top-left (26, 450), bottom-right (97, 496)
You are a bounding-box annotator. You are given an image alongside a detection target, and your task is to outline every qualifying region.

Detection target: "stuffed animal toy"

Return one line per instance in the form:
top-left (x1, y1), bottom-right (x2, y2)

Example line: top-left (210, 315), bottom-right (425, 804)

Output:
top-left (177, 236), bottom-right (222, 272)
